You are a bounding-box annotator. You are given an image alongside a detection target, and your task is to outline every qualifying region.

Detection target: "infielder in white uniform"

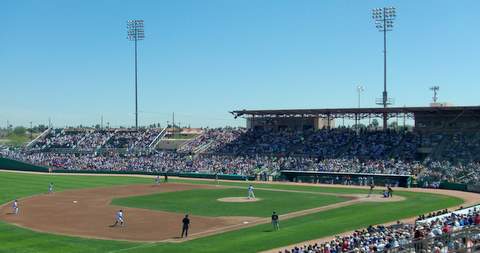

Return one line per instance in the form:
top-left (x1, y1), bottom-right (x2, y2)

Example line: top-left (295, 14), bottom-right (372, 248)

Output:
top-left (12, 199), bottom-right (19, 215)
top-left (247, 185), bottom-right (255, 199)
top-left (155, 175), bottom-right (160, 185)
top-left (112, 209), bottom-right (125, 227)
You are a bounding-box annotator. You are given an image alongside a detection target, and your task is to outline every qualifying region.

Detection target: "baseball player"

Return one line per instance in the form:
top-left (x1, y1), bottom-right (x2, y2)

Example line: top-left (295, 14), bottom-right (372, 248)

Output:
top-left (247, 185), bottom-right (255, 199)
top-left (214, 172), bottom-right (219, 185)
top-left (387, 186), bottom-right (394, 198)
top-left (367, 182), bottom-right (375, 197)
top-left (155, 175), bottom-right (161, 185)
top-left (48, 182), bottom-right (54, 194)
top-left (12, 199), bottom-right (19, 215)
top-left (271, 211), bottom-right (280, 231)
top-left (112, 209), bottom-right (125, 227)
top-left (181, 214), bottom-right (190, 238)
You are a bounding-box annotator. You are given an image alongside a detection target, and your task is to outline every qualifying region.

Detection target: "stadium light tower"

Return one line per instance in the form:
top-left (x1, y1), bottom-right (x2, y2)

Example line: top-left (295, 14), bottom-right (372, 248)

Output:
top-left (372, 7), bottom-right (396, 129)
top-left (430, 86), bottom-right (440, 103)
top-left (127, 20), bottom-right (145, 129)
top-left (355, 85), bottom-right (365, 128)
top-left (357, 85), bottom-right (365, 108)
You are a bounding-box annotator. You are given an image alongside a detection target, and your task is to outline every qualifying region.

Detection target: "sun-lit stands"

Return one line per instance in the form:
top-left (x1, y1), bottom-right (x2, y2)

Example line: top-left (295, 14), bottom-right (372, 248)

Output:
top-left (30, 128), bottom-right (88, 151)
top-left (177, 128), bottom-right (244, 154)
top-left (28, 128), bottom-right (162, 152)
top-left (420, 159), bottom-right (480, 185)
top-left (135, 128), bottom-right (163, 148)
top-left (102, 128), bottom-right (161, 149)
top-left (76, 131), bottom-right (114, 152)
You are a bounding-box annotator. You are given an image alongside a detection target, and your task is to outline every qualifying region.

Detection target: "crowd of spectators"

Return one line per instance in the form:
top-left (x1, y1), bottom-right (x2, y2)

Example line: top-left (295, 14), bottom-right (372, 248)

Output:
top-left (195, 128), bottom-right (421, 161)
top-left (280, 205), bottom-right (480, 253)
top-left (343, 130), bottom-right (420, 161)
top-left (103, 128), bottom-right (161, 149)
top-left (441, 132), bottom-right (480, 162)
top-left (178, 128), bottom-right (244, 153)
top-left (31, 129), bottom-right (86, 150)
top-left (76, 131), bottom-right (113, 151)
top-left (30, 128), bottom-right (162, 151)
top-left (418, 159), bottom-right (480, 185)
top-left (3, 127), bottom-right (480, 183)
top-left (0, 149), bottom-right (424, 177)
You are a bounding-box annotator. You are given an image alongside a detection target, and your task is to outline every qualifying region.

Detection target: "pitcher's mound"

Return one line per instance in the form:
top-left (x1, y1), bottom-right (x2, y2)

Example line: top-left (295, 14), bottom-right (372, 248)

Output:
top-left (217, 197), bottom-right (262, 203)
top-left (354, 194), bottom-right (405, 202)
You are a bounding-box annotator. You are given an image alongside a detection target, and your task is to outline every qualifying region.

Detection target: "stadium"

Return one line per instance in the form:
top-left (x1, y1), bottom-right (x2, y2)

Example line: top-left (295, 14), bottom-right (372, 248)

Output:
top-left (2, 104), bottom-right (480, 253)
top-left (2, 2), bottom-right (480, 253)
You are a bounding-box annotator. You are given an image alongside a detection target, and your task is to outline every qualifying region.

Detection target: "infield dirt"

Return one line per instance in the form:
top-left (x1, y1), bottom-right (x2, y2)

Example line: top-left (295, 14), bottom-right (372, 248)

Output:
top-left (0, 183), bottom-right (260, 242)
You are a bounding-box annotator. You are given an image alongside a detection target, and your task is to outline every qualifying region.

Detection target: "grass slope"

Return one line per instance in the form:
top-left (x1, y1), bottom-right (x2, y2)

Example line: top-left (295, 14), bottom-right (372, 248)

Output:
top-left (112, 188), bottom-right (347, 217)
top-left (0, 171), bottom-right (464, 253)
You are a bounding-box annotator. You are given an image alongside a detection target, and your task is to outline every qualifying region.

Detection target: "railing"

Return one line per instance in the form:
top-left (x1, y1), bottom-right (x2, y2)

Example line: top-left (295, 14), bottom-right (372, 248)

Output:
top-left (193, 141), bottom-right (214, 154)
top-left (148, 127), bottom-right (167, 148)
top-left (26, 127), bottom-right (52, 148)
top-left (177, 133), bottom-right (205, 153)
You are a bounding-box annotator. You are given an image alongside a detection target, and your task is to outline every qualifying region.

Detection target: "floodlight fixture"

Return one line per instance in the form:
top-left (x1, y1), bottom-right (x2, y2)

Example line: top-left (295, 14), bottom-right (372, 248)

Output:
top-left (372, 7), bottom-right (397, 129)
top-left (126, 20), bottom-right (145, 129)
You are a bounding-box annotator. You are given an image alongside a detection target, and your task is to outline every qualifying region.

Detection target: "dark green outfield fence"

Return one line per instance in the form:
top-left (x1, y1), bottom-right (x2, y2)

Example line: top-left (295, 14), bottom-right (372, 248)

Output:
top-left (439, 181), bottom-right (468, 192)
top-left (54, 169), bottom-right (255, 181)
top-left (0, 157), bottom-right (478, 190)
top-left (0, 157), bottom-right (254, 181)
top-left (0, 157), bottom-right (49, 172)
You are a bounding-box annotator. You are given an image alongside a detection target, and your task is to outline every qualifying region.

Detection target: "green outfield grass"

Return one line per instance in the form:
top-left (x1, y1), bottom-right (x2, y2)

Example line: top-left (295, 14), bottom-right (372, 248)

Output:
top-left (112, 188), bottom-right (348, 217)
top-left (0, 171), bottom-right (464, 253)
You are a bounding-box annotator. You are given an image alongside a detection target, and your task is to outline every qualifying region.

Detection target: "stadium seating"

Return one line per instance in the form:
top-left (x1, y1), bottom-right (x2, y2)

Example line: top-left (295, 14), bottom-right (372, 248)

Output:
top-left (2, 127), bottom-right (480, 184)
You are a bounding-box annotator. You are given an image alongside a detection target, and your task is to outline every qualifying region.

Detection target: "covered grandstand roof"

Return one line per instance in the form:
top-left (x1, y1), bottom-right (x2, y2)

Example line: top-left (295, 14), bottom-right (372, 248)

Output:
top-left (231, 105), bottom-right (480, 119)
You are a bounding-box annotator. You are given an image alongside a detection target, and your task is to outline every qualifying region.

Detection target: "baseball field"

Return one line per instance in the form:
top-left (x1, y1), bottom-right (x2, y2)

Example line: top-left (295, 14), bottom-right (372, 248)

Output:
top-left (0, 170), bottom-right (476, 253)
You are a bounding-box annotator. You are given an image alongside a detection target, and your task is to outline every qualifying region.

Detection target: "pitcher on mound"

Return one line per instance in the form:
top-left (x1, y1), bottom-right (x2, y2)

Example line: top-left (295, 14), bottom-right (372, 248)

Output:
top-left (247, 185), bottom-right (255, 200)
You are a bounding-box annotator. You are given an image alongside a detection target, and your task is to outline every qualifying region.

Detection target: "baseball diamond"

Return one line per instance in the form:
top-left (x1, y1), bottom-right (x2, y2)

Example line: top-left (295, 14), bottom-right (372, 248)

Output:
top-left (0, 170), bottom-right (477, 253)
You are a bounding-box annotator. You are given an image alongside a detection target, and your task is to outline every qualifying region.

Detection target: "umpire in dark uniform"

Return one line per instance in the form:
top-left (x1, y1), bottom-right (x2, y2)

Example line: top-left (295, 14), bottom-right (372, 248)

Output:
top-left (181, 214), bottom-right (190, 238)
top-left (271, 211), bottom-right (280, 231)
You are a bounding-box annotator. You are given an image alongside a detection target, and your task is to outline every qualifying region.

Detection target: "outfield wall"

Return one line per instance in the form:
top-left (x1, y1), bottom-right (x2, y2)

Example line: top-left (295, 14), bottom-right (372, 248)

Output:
top-left (0, 157), bottom-right (255, 181)
top-left (0, 157), bottom-right (49, 172)
top-left (280, 170), bottom-right (411, 187)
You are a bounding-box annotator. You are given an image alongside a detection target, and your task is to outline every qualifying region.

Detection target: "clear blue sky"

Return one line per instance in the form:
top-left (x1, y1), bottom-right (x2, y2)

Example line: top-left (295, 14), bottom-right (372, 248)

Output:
top-left (1, 0), bottom-right (479, 128)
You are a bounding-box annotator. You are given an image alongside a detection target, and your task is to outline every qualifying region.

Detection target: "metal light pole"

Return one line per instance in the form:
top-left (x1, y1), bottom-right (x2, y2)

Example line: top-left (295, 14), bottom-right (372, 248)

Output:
top-left (127, 20), bottom-right (145, 129)
top-left (372, 7), bottom-right (396, 129)
top-left (357, 85), bottom-right (365, 108)
top-left (355, 85), bottom-right (365, 128)
top-left (430, 86), bottom-right (440, 103)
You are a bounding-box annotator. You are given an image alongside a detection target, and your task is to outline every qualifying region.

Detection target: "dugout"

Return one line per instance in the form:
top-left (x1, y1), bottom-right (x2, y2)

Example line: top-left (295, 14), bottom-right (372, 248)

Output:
top-left (280, 170), bottom-right (411, 187)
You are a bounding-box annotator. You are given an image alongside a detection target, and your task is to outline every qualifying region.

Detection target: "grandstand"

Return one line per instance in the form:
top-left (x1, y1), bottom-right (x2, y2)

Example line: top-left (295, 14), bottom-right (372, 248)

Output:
top-left (1, 105), bottom-right (480, 187)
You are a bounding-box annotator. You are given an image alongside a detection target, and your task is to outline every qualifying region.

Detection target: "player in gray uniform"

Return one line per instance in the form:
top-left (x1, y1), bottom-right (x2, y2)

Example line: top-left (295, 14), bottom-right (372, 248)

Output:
top-left (48, 182), bottom-right (54, 194)
top-left (112, 209), bottom-right (125, 227)
top-left (12, 199), bottom-right (19, 215)
top-left (155, 175), bottom-right (160, 185)
top-left (247, 185), bottom-right (255, 199)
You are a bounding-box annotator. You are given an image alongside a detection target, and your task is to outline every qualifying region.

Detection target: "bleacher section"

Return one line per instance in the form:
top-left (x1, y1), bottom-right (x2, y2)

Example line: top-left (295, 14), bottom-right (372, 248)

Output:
top-left (2, 127), bottom-right (480, 184)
